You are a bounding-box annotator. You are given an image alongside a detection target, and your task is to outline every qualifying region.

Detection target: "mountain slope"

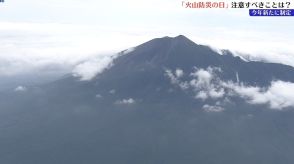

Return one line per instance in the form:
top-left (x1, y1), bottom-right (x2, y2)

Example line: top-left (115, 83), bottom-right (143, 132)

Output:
top-left (0, 35), bottom-right (294, 164)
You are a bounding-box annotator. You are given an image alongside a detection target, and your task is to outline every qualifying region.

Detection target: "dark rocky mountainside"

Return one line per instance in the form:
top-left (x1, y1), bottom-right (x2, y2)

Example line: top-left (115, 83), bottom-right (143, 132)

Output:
top-left (0, 35), bottom-right (294, 164)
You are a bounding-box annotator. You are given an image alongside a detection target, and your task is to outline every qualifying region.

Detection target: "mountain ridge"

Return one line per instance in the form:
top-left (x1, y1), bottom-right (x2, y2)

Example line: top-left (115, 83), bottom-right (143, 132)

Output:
top-left (95, 35), bottom-right (294, 87)
top-left (0, 35), bottom-right (294, 164)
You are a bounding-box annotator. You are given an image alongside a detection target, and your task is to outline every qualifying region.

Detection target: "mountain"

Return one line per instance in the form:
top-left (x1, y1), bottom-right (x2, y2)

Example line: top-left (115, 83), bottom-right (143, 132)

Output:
top-left (0, 35), bottom-right (294, 164)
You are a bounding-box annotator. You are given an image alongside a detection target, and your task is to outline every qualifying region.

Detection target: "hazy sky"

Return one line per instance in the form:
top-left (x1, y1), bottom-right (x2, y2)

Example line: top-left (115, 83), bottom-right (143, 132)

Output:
top-left (0, 0), bottom-right (294, 76)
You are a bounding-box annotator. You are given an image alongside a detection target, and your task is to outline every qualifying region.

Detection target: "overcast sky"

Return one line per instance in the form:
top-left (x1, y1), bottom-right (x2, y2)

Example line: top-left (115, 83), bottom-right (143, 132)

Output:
top-left (0, 0), bottom-right (294, 77)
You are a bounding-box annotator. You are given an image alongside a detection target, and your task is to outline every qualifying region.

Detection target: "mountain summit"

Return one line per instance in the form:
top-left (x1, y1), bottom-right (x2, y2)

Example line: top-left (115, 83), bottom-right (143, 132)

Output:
top-left (1, 36), bottom-right (294, 164)
top-left (94, 35), bottom-right (294, 94)
top-left (113, 35), bottom-right (218, 69)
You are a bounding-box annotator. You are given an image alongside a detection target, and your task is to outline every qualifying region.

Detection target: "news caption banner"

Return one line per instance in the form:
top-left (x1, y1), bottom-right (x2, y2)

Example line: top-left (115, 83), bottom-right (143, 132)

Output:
top-left (182, 1), bottom-right (294, 16)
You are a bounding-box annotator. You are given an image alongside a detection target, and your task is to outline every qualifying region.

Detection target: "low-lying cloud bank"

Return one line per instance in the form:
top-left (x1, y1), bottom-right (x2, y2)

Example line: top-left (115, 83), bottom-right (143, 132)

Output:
top-left (166, 67), bottom-right (294, 110)
top-left (0, 22), bottom-right (148, 79)
top-left (225, 81), bottom-right (294, 109)
top-left (72, 47), bottom-right (137, 81)
top-left (72, 55), bottom-right (114, 81)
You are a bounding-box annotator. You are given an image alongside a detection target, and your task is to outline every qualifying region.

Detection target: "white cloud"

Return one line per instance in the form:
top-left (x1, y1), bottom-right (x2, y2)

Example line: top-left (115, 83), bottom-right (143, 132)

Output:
top-left (175, 68), bottom-right (184, 78)
top-left (95, 94), bottom-right (102, 98)
top-left (226, 81), bottom-right (294, 109)
top-left (14, 86), bottom-right (27, 92)
top-left (72, 55), bottom-right (114, 81)
top-left (167, 67), bottom-right (224, 100)
top-left (190, 67), bottom-right (224, 100)
top-left (209, 88), bottom-right (225, 99)
top-left (0, 22), bottom-right (152, 77)
top-left (190, 68), bottom-right (213, 87)
top-left (166, 67), bottom-right (294, 110)
top-left (195, 91), bottom-right (208, 100)
top-left (115, 98), bottom-right (136, 105)
top-left (203, 104), bottom-right (224, 112)
top-left (109, 89), bottom-right (116, 94)
top-left (165, 69), bottom-right (189, 90)
top-left (189, 27), bottom-right (294, 67)
top-left (165, 69), bottom-right (178, 85)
